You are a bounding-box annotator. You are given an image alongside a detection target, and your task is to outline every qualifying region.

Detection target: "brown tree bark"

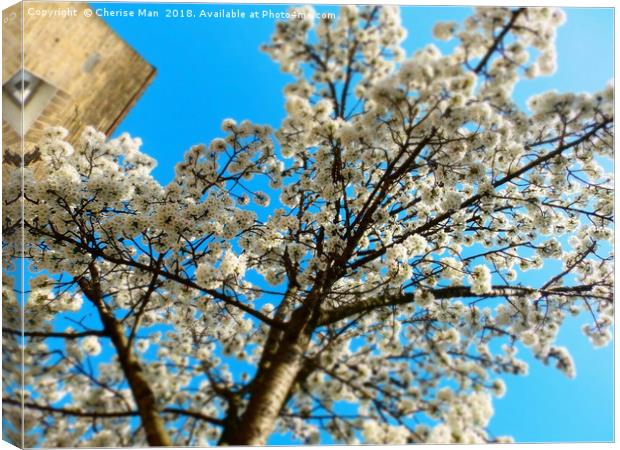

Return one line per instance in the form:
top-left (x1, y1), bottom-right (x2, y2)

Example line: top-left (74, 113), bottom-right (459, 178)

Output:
top-left (219, 299), bottom-right (315, 446)
top-left (101, 313), bottom-right (172, 446)
top-left (223, 335), bottom-right (310, 445)
top-left (78, 267), bottom-right (172, 447)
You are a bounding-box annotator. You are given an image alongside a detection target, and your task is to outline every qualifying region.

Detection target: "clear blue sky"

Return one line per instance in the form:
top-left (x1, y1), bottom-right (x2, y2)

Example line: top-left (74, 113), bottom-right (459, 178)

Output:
top-left (93, 3), bottom-right (614, 443)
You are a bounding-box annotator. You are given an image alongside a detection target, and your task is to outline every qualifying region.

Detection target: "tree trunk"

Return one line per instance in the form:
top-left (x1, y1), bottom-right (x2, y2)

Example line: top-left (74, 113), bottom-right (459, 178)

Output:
top-left (220, 300), bottom-right (314, 446)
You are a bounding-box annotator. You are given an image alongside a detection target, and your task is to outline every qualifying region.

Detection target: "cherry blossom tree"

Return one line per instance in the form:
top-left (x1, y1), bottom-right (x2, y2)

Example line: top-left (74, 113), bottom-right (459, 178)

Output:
top-left (2, 5), bottom-right (613, 447)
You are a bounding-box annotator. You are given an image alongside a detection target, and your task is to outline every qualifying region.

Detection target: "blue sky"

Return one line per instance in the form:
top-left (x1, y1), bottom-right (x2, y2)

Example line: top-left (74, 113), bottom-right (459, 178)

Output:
top-left (92, 3), bottom-right (614, 443)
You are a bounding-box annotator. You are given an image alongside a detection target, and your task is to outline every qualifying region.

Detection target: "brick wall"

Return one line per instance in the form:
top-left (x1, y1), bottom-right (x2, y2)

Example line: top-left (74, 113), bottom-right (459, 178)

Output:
top-left (2, 1), bottom-right (156, 157)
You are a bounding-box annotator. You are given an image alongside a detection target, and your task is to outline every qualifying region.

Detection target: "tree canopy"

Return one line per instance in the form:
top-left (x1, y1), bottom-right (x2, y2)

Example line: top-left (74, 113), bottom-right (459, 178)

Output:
top-left (2, 5), bottom-right (614, 447)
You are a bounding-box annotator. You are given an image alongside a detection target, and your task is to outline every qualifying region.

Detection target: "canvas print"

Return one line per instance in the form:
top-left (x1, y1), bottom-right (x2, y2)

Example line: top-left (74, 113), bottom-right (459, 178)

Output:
top-left (1, 1), bottom-right (614, 447)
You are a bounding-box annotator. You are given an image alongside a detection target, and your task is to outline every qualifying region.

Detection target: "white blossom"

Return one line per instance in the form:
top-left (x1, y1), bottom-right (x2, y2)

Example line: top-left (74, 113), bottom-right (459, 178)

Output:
top-left (3, 6), bottom-right (612, 447)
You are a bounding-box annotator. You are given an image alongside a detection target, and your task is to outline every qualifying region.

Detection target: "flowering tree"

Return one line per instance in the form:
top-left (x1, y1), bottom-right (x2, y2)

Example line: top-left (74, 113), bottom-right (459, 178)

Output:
top-left (2, 5), bottom-right (614, 447)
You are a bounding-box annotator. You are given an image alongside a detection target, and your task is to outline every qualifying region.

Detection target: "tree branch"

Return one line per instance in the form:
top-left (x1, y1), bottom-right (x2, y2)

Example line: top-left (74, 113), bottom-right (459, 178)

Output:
top-left (473, 8), bottom-right (526, 74)
top-left (318, 284), bottom-right (599, 326)
top-left (348, 118), bottom-right (612, 271)
top-left (78, 263), bottom-right (173, 446)
top-left (23, 226), bottom-right (285, 330)
top-left (2, 328), bottom-right (107, 339)
top-left (3, 398), bottom-right (224, 426)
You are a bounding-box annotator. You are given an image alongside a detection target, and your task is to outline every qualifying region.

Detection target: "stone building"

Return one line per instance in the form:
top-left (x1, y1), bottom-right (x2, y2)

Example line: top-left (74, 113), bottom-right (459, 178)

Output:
top-left (2, 1), bottom-right (155, 161)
